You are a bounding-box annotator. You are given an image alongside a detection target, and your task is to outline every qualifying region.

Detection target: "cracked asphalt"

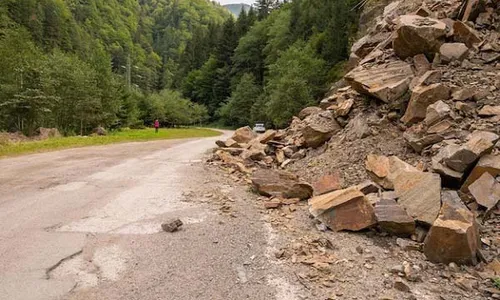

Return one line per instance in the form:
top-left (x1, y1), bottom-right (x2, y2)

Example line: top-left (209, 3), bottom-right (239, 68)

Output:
top-left (0, 131), bottom-right (300, 300)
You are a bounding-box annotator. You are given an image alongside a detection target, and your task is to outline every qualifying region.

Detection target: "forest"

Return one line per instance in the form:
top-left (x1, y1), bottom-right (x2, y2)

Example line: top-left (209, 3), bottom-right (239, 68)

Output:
top-left (0, 0), bottom-right (360, 135)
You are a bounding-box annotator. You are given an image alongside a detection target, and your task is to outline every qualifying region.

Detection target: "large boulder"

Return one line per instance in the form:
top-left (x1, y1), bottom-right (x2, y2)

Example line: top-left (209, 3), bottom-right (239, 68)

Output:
top-left (301, 111), bottom-right (341, 148)
top-left (345, 61), bottom-right (414, 103)
top-left (439, 43), bottom-right (469, 63)
top-left (313, 173), bottom-right (343, 196)
top-left (424, 100), bottom-right (451, 126)
top-left (453, 21), bottom-right (482, 47)
top-left (251, 169), bottom-right (313, 200)
top-left (393, 15), bottom-right (447, 59)
top-left (298, 107), bottom-right (323, 120)
top-left (401, 83), bottom-right (451, 125)
top-left (478, 105), bottom-right (500, 117)
top-left (308, 187), bottom-right (377, 231)
top-left (37, 127), bottom-right (62, 139)
top-left (258, 130), bottom-right (276, 144)
top-left (396, 171), bottom-right (441, 226)
top-left (365, 155), bottom-right (419, 190)
top-left (440, 131), bottom-right (499, 173)
top-left (93, 126), bottom-right (107, 136)
top-left (232, 126), bottom-right (258, 143)
top-left (351, 32), bottom-right (392, 58)
top-left (461, 154), bottom-right (500, 193)
top-left (424, 191), bottom-right (479, 265)
top-left (375, 199), bottom-right (416, 236)
top-left (469, 172), bottom-right (500, 210)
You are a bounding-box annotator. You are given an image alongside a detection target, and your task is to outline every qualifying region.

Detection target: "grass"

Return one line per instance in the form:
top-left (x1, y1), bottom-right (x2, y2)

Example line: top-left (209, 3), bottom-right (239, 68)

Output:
top-left (0, 128), bottom-right (221, 158)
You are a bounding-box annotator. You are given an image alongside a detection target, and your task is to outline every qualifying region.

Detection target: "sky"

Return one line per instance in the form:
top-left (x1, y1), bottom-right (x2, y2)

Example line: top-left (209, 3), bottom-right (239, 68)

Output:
top-left (217, 0), bottom-right (255, 5)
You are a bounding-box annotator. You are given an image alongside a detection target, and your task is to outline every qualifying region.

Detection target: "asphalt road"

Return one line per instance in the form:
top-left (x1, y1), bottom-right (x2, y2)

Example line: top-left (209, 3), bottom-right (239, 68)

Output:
top-left (0, 132), bottom-right (299, 300)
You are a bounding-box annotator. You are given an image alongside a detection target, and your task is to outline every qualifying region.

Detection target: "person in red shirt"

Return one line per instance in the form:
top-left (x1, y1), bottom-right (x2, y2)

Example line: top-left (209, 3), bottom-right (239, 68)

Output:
top-left (154, 119), bottom-right (160, 133)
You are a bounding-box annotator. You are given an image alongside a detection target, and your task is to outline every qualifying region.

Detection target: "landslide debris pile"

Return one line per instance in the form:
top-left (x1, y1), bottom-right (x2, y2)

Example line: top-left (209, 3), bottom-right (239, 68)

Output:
top-left (209, 0), bottom-right (499, 296)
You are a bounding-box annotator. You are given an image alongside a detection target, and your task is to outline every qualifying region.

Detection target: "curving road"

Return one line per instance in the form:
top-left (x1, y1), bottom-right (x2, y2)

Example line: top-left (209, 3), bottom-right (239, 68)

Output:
top-left (0, 132), bottom-right (298, 300)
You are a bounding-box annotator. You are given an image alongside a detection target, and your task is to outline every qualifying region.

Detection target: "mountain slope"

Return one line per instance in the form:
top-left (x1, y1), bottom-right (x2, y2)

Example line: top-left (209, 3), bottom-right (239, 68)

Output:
top-left (224, 3), bottom-right (251, 17)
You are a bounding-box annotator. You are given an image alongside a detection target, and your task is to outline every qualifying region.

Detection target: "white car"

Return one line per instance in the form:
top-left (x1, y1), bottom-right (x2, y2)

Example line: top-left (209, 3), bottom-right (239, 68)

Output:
top-left (253, 123), bottom-right (266, 133)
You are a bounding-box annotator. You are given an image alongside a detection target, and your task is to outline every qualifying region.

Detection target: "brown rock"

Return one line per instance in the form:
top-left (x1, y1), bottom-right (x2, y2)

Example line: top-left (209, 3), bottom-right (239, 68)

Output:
top-left (356, 181), bottom-right (380, 195)
top-left (404, 124), bottom-right (443, 153)
top-left (393, 15), bottom-right (447, 59)
top-left (469, 172), bottom-right (500, 210)
top-left (264, 199), bottom-right (282, 209)
top-left (282, 146), bottom-right (297, 158)
top-left (345, 61), bottom-right (414, 103)
top-left (427, 119), bottom-right (453, 134)
top-left (478, 105), bottom-right (500, 117)
top-left (162, 218), bottom-right (183, 232)
top-left (308, 188), bottom-right (377, 232)
top-left (401, 83), bottom-right (451, 125)
top-left (301, 111), bottom-right (341, 148)
top-left (413, 54), bottom-right (431, 76)
top-left (453, 21), bottom-right (482, 48)
top-left (461, 155), bottom-right (500, 193)
top-left (298, 107), bottom-right (323, 120)
top-left (396, 172), bottom-right (441, 226)
top-left (452, 88), bottom-right (477, 101)
top-left (333, 99), bottom-right (354, 117)
top-left (251, 169), bottom-right (313, 200)
top-left (217, 147), bottom-right (245, 156)
top-left (432, 152), bottom-right (464, 188)
top-left (443, 131), bottom-right (499, 172)
top-left (424, 191), bottom-right (479, 265)
top-left (365, 155), bottom-right (419, 190)
top-left (276, 149), bottom-right (285, 164)
top-left (394, 279), bottom-right (411, 292)
top-left (216, 140), bottom-right (227, 148)
top-left (413, 70), bottom-right (442, 87)
top-left (440, 43), bottom-right (469, 63)
top-left (351, 32), bottom-right (392, 58)
top-left (232, 126), bottom-right (257, 143)
top-left (258, 130), bottom-right (276, 144)
top-left (313, 173), bottom-right (343, 196)
top-left (375, 199), bottom-right (416, 236)
top-left (345, 114), bottom-right (371, 141)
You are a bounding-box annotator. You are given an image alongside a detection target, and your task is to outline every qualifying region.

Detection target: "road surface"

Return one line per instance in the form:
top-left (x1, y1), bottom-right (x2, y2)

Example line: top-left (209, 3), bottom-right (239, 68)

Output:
top-left (0, 132), bottom-right (299, 300)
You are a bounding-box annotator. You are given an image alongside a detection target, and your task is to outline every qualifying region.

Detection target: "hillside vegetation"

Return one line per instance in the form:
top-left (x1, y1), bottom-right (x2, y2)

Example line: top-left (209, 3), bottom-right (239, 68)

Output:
top-left (0, 0), bottom-right (361, 136)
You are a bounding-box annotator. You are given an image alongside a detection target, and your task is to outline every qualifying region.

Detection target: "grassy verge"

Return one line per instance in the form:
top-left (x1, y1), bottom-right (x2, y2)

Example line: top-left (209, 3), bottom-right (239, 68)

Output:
top-left (0, 128), bottom-right (221, 158)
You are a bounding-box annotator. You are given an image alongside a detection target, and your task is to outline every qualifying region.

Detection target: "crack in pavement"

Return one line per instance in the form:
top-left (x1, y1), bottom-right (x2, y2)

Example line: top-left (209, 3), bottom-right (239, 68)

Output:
top-left (45, 250), bottom-right (84, 280)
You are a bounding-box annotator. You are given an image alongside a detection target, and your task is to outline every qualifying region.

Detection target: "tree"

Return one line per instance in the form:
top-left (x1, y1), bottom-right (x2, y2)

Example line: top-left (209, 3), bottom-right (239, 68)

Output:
top-left (265, 43), bottom-right (326, 127)
top-left (218, 73), bottom-right (261, 127)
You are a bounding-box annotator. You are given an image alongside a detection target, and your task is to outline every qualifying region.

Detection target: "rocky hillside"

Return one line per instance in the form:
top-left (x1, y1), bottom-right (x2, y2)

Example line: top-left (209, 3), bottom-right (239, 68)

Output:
top-left (210, 0), bottom-right (500, 298)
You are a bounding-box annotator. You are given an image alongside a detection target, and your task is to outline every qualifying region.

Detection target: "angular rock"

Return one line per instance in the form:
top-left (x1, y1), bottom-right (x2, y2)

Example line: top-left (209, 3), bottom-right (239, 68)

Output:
top-left (351, 32), bottom-right (392, 58)
top-left (366, 155), bottom-right (420, 190)
top-left (413, 54), bottom-right (431, 76)
top-left (345, 61), bottom-right (414, 103)
top-left (345, 114), bottom-right (371, 141)
top-left (215, 140), bottom-right (227, 148)
top-left (258, 130), bottom-right (276, 144)
top-left (308, 188), bottom-right (376, 232)
top-left (393, 15), bottom-right (447, 59)
top-left (331, 99), bottom-right (354, 117)
top-left (222, 138), bottom-right (241, 148)
top-left (375, 199), bottom-right (416, 236)
top-left (424, 191), bottom-right (479, 265)
top-left (232, 126), bottom-right (258, 143)
top-left (461, 154), bottom-right (500, 193)
top-left (469, 172), bottom-right (500, 210)
top-left (301, 111), bottom-right (341, 148)
top-left (404, 131), bottom-right (443, 153)
top-left (291, 149), bottom-right (306, 160)
top-left (162, 218), bottom-right (183, 232)
top-left (432, 153), bottom-right (464, 188)
top-left (401, 83), bottom-right (451, 125)
top-left (443, 131), bottom-right (499, 172)
top-left (478, 105), bottom-right (500, 117)
top-left (356, 181), bottom-right (380, 195)
top-left (396, 171), bottom-right (441, 226)
top-left (282, 146), bottom-right (297, 158)
top-left (452, 88), bottom-right (477, 101)
top-left (251, 169), bottom-right (313, 200)
top-left (440, 43), bottom-right (469, 63)
top-left (298, 107), bottom-right (323, 120)
top-left (313, 173), bottom-right (343, 196)
top-left (217, 147), bottom-right (245, 156)
top-left (453, 21), bottom-right (482, 48)
top-left (414, 70), bottom-right (442, 88)
top-left (427, 119), bottom-right (453, 134)
top-left (275, 149), bottom-right (285, 164)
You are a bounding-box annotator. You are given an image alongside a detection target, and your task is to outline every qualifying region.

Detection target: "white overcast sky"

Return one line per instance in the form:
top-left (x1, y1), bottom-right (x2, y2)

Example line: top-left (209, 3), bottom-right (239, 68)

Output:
top-left (217, 0), bottom-right (255, 5)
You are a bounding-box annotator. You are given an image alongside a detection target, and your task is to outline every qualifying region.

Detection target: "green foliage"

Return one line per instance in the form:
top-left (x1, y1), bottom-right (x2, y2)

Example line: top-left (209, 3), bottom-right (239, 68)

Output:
top-left (219, 73), bottom-right (261, 127)
top-left (494, 278), bottom-right (500, 289)
top-left (265, 43), bottom-right (326, 127)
